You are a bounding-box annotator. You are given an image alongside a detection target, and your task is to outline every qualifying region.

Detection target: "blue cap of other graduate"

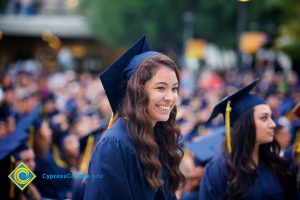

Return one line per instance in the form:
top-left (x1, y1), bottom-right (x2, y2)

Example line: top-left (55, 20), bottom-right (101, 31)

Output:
top-left (0, 130), bottom-right (29, 161)
top-left (100, 36), bottom-right (160, 113)
top-left (206, 79), bottom-right (266, 153)
top-left (185, 128), bottom-right (225, 166)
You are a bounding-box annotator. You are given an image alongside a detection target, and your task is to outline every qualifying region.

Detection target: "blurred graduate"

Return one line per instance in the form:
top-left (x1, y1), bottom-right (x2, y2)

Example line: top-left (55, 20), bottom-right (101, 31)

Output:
top-left (0, 102), bottom-right (41, 200)
top-left (199, 79), bottom-right (295, 199)
top-left (284, 102), bottom-right (300, 199)
top-left (84, 36), bottom-right (185, 199)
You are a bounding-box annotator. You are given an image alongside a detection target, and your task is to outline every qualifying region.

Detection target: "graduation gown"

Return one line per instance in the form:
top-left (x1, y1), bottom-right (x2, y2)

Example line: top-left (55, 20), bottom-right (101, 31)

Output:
top-left (284, 147), bottom-right (300, 199)
top-left (199, 153), bottom-right (286, 200)
top-left (34, 151), bottom-right (72, 199)
top-left (84, 118), bottom-right (176, 200)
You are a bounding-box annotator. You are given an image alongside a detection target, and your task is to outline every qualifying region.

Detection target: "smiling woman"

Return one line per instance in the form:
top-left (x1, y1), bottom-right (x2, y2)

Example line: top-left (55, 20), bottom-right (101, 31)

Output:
top-left (84, 36), bottom-right (185, 200)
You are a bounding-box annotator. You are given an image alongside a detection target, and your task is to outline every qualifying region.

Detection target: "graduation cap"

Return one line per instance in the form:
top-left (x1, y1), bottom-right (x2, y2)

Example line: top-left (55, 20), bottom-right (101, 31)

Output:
top-left (100, 36), bottom-right (160, 113)
top-left (0, 129), bottom-right (29, 161)
top-left (185, 128), bottom-right (225, 166)
top-left (206, 79), bottom-right (266, 153)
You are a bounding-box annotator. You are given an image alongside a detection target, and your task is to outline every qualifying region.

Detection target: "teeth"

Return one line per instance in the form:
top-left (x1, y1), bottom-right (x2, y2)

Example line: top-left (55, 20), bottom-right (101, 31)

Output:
top-left (159, 105), bottom-right (170, 110)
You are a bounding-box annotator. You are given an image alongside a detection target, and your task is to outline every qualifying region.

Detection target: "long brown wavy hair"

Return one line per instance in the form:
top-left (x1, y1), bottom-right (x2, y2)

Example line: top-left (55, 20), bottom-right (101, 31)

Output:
top-left (118, 54), bottom-right (185, 192)
top-left (225, 108), bottom-right (294, 199)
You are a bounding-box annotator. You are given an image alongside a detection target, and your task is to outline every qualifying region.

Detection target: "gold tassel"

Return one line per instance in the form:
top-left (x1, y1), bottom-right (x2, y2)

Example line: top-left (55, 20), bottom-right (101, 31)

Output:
top-left (225, 101), bottom-right (232, 153)
top-left (80, 135), bottom-right (95, 174)
top-left (52, 145), bottom-right (68, 168)
top-left (198, 125), bottom-right (206, 135)
top-left (28, 126), bottom-right (35, 148)
top-left (107, 113), bottom-right (114, 129)
top-left (295, 130), bottom-right (300, 153)
top-left (9, 156), bottom-right (15, 198)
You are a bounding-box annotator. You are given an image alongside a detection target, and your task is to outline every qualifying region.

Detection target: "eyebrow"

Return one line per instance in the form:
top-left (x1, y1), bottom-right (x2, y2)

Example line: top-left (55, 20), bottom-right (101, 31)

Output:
top-left (258, 112), bottom-right (272, 116)
top-left (154, 82), bottom-right (179, 86)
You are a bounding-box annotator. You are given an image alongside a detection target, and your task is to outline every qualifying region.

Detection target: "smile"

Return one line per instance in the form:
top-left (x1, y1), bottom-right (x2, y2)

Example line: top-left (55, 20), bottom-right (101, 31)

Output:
top-left (158, 105), bottom-right (171, 110)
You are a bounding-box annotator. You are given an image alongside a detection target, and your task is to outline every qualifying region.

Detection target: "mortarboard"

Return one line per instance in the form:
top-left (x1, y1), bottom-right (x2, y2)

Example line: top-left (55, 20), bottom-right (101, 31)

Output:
top-left (100, 36), bottom-right (160, 113)
top-left (185, 128), bottom-right (225, 166)
top-left (0, 129), bottom-right (29, 161)
top-left (206, 79), bottom-right (266, 153)
top-left (0, 104), bottom-right (42, 160)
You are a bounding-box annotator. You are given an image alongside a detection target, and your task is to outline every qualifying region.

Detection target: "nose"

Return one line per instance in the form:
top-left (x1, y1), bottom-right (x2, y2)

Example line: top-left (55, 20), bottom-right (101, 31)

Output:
top-left (163, 90), bottom-right (176, 102)
top-left (269, 118), bottom-right (276, 129)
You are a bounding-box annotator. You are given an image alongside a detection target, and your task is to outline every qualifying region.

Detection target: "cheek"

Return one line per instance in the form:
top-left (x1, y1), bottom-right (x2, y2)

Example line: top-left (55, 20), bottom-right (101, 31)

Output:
top-left (174, 93), bottom-right (179, 103)
top-left (255, 122), bottom-right (264, 138)
top-left (147, 93), bottom-right (160, 104)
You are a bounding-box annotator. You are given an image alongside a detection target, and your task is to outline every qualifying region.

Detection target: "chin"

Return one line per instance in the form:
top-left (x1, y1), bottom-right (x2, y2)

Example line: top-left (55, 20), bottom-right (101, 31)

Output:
top-left (156, 115), bottom-right (171, 122)
top-left (264, 138), bottom-right (274, 144)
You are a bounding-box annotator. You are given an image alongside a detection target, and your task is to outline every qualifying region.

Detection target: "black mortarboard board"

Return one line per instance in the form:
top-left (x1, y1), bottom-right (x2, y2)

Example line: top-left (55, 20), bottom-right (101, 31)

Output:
top-left (185, 128), bottom-right (224, 166)
top-left (100, 36), bottom-right (160, 113)
top-left (206, 79), bottom-right (266, 127)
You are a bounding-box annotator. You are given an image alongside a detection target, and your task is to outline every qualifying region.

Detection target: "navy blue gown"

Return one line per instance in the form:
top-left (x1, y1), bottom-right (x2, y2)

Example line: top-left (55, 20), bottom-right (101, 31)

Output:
top-left (34, 150), bottom-right (72, 199)
top-left (199, 153), bottom-right (286, 200)
top-left (84, 118), bottom-right (176, 200)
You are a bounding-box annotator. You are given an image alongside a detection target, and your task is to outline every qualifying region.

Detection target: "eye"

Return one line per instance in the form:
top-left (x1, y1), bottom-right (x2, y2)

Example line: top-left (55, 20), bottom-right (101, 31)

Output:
top-left (172, 87), bottom-right (179, 92)
top-left (156, 87), bottom-right (164, 91)
top-left (260, 116), bottom-right (267, 121)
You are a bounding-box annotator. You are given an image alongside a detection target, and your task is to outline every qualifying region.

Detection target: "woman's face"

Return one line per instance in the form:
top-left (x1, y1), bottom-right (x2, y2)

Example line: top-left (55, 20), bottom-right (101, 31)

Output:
top-left (145, 65), bottom-right (179, 126)
top-left (40, 121), bottom-right (53, 144)
top-left (254, 104), bottom-right (276, 145)
top-left (18, 148), bottom-right (36, 172)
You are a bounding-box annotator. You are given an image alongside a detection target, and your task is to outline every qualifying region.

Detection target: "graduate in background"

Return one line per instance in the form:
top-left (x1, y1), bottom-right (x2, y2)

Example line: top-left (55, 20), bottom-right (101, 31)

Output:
top-left (199, 79), bottom-right (295, 200)
top-left (284, 102), bottom-right (300, 199)
top-left (84, 36), bottom-right (185, 199)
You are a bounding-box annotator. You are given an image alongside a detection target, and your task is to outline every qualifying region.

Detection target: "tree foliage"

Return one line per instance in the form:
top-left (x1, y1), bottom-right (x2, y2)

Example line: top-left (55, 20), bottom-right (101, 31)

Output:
top-left (279, 0), bottom-right (300, 70)
top-left (83, 0), bottom-right (186, 52)
top-left (82, 0), bottom-right (300, 60)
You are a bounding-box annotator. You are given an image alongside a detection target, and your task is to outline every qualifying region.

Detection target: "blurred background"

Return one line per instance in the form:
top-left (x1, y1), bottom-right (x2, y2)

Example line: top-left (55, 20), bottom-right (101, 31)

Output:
top-left (0, 0), bottom-right (300, 74)
top-left (0, 0), bottom-right (300, 199)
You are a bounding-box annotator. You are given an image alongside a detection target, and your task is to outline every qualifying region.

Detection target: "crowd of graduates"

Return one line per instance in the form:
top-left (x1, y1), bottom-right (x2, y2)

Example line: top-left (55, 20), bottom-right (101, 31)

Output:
top-left (0, 58), bottom-right (300, 200)
top-left (0, 63), bottom-right (110, 200)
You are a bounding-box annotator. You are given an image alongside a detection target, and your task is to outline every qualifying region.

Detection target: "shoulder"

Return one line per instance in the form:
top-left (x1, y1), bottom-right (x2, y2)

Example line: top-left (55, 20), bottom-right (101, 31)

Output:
top-left (205, 153), bottom-right (228, 176)
top-left (199, 153), bottom-right (228, 199)
top-left (94, 118), bottom-right (136, 155)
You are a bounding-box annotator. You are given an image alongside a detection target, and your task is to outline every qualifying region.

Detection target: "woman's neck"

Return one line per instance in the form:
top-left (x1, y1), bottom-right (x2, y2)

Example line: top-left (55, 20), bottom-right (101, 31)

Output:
top-left (252, 144), bottom-right (260, 166)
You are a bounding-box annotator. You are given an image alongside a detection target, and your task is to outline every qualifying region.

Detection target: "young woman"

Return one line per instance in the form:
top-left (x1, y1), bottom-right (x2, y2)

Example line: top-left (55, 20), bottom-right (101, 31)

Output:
top-left (84, 36), bottom-right (185, 199)
top-left (199, 79), bottom-right (295, 200)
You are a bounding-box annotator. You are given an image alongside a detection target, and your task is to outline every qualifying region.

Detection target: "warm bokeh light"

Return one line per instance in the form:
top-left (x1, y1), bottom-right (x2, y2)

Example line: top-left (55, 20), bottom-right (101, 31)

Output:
top-left (67, 0), bottom-right (79, 9)
top-left (42, 31), bottom-right (61, 49)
